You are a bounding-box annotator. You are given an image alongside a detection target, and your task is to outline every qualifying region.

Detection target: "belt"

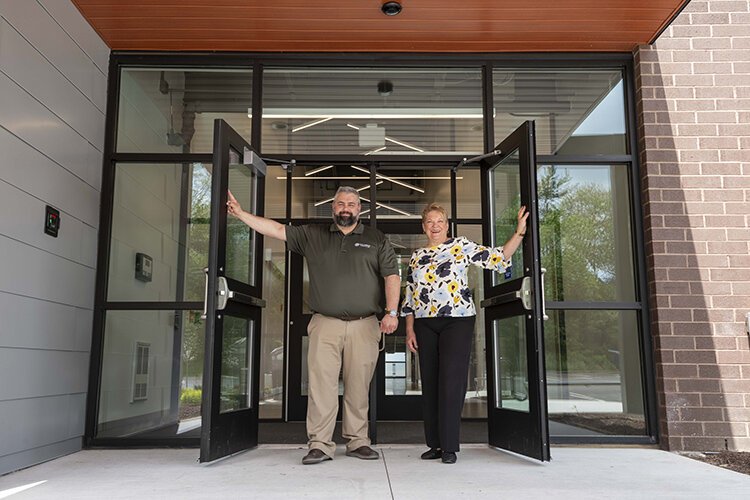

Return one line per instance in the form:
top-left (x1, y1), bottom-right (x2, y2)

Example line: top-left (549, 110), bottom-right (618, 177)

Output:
top-left (338, 314), bottom-right (371, 321)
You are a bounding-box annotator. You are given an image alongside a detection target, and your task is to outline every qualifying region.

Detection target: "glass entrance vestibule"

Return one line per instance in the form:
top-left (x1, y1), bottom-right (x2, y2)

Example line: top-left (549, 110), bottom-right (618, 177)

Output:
top-left (87, 54), bottom-right (656, 448)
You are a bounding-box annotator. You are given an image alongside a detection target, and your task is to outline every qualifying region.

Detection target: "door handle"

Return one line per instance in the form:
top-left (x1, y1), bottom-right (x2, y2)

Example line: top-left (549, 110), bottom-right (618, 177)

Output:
top-left (200, 267), bottom-right (209, 319)
top-left (479, 276), bottom-right (532, 310)
top-left (217, 277), bottom-right (267, 310)
top-left (540, 267), bottom-right (549, 321)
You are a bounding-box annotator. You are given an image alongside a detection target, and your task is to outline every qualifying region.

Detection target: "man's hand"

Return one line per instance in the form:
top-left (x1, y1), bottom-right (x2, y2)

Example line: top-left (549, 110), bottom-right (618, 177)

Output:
top-left (380, 315), bottom-right (398, 334)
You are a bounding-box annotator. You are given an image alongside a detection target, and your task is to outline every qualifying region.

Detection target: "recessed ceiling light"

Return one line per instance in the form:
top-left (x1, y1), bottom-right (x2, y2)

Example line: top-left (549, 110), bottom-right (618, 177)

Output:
top-left (381, 1), bottom-right (402, 16)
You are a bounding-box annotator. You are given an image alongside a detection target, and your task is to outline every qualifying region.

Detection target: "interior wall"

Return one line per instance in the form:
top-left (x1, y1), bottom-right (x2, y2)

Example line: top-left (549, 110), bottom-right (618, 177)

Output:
top-left (0, 0), bottom-right (109, 475)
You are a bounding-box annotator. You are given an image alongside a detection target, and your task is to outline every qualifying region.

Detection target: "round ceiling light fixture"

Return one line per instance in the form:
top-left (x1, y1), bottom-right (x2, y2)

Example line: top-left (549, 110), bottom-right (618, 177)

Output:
top-left (381, 1), bottom-right (402, 16)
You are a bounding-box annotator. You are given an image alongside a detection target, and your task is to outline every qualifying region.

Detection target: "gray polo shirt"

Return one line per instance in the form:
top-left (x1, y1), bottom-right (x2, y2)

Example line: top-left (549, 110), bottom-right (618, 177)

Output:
top-left (285, 222), bottom-right (398, 318)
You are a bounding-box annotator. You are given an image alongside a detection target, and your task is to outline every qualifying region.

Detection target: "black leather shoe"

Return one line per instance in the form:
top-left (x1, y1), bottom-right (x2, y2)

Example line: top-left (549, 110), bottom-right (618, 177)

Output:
top-left (302, 448), bottom-right (332, 465)
top-left (441, 452), bottom-right (457, 464)
top-left (420, 448), bottom-right (442, 460)
top-left (346, 446), bottom-right (380, 460)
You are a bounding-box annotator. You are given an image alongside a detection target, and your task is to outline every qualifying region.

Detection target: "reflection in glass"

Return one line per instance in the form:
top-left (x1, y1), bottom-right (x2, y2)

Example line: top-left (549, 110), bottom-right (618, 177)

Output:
top-left (97, 310), bottom-right (204, 438)
top-left (375, 168), bottom-right (452, 219)
top-left (456, 225), bottom-right (487, 418)
top-left (220, 316), bottom-right (253, 413)
top-left (263, 67), bottom-right (483, 155)
top-left (225, 150), bottom-right (257, 285)
top-left (546, 310), bottom-right (645, 435)
top-left (489, 150), bottom-right (524, 286)
top-left (291, 165), bottom-right (371, 219)
top-left (260, 237), bottom-right (286, 418)
top-left (265, 165), bottom-right (287, 218)
top-left (456, 168), bottom-right (481, 219)
top-left (493, 316), bottom-right (529, 413)
top-left (493, 69), bottom-right (625, 155)
top-left (117, 68), bottom-right (252, 153)
top-left (386, 233), bottom-right (426, 396)
top-left (108, 162), bottom-right (212, 302)
top-left (537, 165), bottom-right (635, 302)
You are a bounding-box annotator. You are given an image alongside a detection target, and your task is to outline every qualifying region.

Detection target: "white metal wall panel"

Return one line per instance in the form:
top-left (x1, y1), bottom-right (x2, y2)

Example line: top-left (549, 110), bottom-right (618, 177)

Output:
top-left (0, 236), bottom-right (96, 309)
top-left (0, 181), bottom-right (97, 268)
top-left (0, 394), bottom-right (86, 459)
top-left (0, 128), bottom-right (100, 227)
top-left (0, 291), bottom-right (91, 352)
top-left (0, 0), bottom-right (107, 111)
top-left (0, 18), bottom-right (105, 148)
top-left (0, 71), bottom-right (102, 189)
top-left (37, 0), bottom-right (110, 75)
top-left (0, 0), bottom-right (107, 475)
top-left (0, 349), bottom-right (89, 401)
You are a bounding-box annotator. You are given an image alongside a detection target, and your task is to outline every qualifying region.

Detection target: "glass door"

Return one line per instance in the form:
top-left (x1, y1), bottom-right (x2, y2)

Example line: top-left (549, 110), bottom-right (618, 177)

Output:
top-left (376, 223), bottom-right (425, 420)
top-left (200, 120), bottom-right (266, 462)
top-left (480, 121), bottom-right (550, 461)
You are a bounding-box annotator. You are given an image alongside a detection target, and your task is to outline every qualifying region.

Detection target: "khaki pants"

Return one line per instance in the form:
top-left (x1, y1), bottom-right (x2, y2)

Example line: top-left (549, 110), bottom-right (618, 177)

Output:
top-left (306, 314), bottom-right (381, 457)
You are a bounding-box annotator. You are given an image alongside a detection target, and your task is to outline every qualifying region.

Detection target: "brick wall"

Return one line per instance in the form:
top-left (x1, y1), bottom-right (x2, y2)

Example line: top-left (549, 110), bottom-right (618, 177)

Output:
top-left (634, 0), bottom-right (750, 451)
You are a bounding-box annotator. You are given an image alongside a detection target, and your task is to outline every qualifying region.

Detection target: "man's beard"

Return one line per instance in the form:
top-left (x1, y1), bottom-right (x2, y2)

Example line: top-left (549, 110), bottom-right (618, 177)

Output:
top-left (334, 211), bottom-right (357, 227)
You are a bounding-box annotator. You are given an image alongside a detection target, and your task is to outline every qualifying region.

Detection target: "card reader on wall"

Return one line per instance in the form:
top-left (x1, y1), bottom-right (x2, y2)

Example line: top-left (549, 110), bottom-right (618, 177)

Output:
top-left (135, 253), bottom-right (153, 282)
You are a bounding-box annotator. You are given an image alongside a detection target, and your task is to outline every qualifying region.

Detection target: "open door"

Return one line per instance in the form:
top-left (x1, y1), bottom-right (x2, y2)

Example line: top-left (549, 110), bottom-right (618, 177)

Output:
top-left (200, 120), bottom-right (266, 462)
top-left (480, 121), bottom-right (550, 461)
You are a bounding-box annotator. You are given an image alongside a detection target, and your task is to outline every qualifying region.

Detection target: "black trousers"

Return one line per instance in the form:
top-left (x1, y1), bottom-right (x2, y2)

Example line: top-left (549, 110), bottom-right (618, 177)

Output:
top-left (414, 316), bottom-right (475, 453)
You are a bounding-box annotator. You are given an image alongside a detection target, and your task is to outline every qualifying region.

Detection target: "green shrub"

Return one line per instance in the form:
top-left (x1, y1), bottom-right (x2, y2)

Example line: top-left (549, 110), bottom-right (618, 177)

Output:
top-left (180, 388), bottom-right (202, 405)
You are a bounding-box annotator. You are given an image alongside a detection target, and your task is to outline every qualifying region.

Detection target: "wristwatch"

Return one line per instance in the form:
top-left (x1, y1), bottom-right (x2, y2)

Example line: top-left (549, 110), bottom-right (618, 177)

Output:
top-left (386, 309), bottom-right (398, 318)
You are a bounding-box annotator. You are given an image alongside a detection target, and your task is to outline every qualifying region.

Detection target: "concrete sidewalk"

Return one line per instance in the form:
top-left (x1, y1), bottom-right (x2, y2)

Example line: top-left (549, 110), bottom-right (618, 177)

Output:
top-left (1, 445), bottom-right (748, 499)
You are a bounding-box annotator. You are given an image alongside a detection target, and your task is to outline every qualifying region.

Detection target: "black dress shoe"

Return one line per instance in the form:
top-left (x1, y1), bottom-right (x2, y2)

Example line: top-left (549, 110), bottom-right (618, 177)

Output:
top-left (420, 448), bottom-right (442, 460)
top-left (441, 452), bottom-right (457, 464)
top-left (345, 446), bottom-right (380, 460)
top-left (302, 448), bottom-right (332, 465)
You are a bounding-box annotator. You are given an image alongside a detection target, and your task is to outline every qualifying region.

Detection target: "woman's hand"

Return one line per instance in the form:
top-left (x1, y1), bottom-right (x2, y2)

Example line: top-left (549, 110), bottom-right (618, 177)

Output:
top-left (406, 329), bottom-right (418, 353)
top-left (227, 190), bottom-right (243, 218)
top-left (515, 206), bottom-right (529, 236)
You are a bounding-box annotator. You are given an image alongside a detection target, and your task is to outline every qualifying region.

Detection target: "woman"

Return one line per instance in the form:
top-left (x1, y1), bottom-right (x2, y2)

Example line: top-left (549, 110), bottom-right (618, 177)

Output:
top-left (401, 202), bottom-right (528, 464)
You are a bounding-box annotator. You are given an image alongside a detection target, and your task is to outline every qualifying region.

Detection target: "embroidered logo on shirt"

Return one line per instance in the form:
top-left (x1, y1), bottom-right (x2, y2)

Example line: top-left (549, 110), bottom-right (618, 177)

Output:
top-left (354, 242), bottom-right (372, 248)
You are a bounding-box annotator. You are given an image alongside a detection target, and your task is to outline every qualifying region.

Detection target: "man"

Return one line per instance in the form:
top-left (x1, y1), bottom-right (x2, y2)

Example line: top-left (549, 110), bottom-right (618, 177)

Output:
top-left (227, 186), bottom-right (400, 465)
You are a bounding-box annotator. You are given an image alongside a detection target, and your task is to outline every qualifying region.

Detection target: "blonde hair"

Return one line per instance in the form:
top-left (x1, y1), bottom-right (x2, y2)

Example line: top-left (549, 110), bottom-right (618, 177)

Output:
top-left (421, 203), bottom-right (448, 224)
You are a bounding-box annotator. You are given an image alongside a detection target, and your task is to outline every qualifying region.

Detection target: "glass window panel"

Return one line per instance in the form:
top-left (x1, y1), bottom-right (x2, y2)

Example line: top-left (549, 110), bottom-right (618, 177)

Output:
top-left (374, 168), bottom-right (452, 219)
top-left (263, 67), bottom-right (483, 155)
top-left (117, 68), bottom-right (252, 153)
top-left (538, 164), bottom-right (636, 302)
top-left (456, 225), bottom-right (487, 419)
top-left (489, 150), bottom-right (524, 285)
top-left (107, 162), bottom-right (212, 302)
top-left (493, 69), bottom-right (626, 156)
top-left (97, 310), bottom-right (204, 438)
top-left (291, 165), bottom-right (371, 219)
top-left (220, 316), bottom-right (253, 413)
top-left (260, 237), bottom-right (286, 419)
top-left (265, 165), bottom-right (287, 219)
top-left (546, 309), bottom-right (646, 436)
top-left (493, 315), bottom-right (529, 413)
top-left (301, 336), bottom-right (344, 396)
top-left (226, 154), bottom-right (258, 285)
top-left (456, 168), bottom-right (481, 219)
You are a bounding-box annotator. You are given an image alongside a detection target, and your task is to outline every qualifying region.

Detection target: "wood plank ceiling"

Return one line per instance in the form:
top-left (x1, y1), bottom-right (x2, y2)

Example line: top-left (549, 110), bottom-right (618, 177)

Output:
top-left (73, 0), bottom-right (689, 53)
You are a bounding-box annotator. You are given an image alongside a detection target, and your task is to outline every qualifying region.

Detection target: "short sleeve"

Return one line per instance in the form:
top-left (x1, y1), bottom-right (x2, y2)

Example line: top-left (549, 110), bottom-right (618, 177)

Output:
top-left (284, 225), bottom-right (308, 256)
top-left (378, 237), bottom-right (399, 277)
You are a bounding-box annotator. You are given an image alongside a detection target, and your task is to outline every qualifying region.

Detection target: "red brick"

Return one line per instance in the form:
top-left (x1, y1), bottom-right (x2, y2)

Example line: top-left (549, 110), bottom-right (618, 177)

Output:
top-left (704, 190), bottom-right (744, 201)
top-left (666, 241), bottom-right (707, 254)
top-left (698, 364), bottom-right (742, 378)
top-left (674, 350), bottom-right (719, 364)
top-left (657, 336), bottom-right (697, 350)
top-left (689, 228), bottom-right (728, 241)
top-left (686, 255), bottom-right (729, 268)
top-left (704, 423), bottom-right (748, 437)
top-left (693, 309), bottom-right (737, 322)
top-left (681, 436), bottom-right (731, 451)
top-left (705, 215), bottom-right (747, 227)
top-left (702, 393), bottom-right (746, 407)
top-left (707, 241), bottom-right (749, 254)
top-left (678, 406), bottom-right (724, 420)
top-left (672, 322), bottom-right (713, 335)
top-left (671, 295), bottom-right (710, 308)
top-left (694, 336), bottom-right (739, 349)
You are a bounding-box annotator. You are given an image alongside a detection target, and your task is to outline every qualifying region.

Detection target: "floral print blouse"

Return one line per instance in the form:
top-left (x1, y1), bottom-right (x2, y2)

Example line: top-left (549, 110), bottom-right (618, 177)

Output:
top-left (400, 236), bottom-right (512, 318)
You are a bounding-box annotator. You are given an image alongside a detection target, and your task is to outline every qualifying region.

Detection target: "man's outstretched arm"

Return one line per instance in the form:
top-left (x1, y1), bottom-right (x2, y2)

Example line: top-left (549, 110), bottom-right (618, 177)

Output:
top-left (227, 190), bottom-right (287, 241)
